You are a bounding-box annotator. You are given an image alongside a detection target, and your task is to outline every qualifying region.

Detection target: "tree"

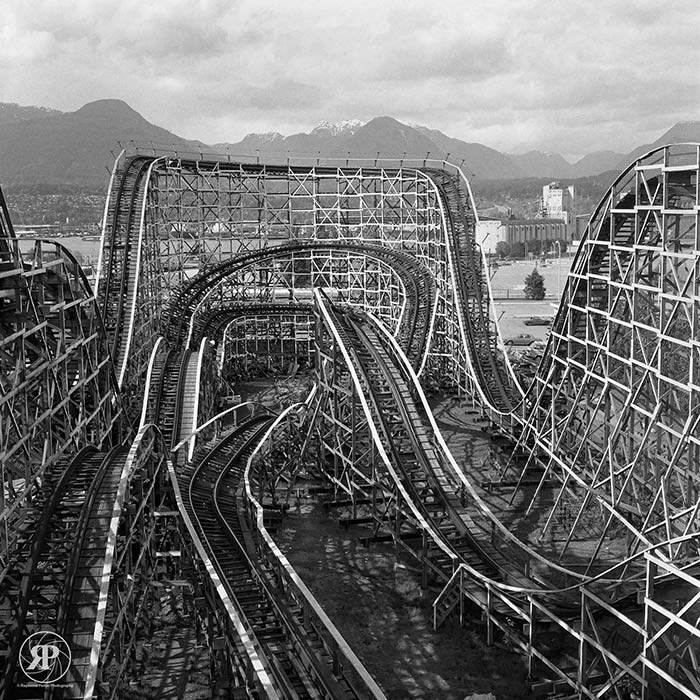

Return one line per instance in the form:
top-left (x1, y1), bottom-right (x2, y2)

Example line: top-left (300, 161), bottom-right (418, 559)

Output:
top-left (511, 241), bottom-right (526, 259)
top-left (524, 268), bottom-right (546, 300)
top-left (495, 241), bottom-right (510, 259)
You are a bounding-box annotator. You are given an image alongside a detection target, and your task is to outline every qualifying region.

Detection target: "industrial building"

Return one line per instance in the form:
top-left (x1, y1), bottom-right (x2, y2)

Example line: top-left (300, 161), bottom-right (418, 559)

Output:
top-left (476, 216), bottom-right (568, 253)
top-left (541, 181), bottom-right (575, 223)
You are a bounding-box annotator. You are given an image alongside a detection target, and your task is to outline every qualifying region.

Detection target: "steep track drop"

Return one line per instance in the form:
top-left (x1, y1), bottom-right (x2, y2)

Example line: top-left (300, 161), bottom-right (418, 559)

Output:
top-left (148, 347), bottom-right (192, 449)
top-left (99, 156), bottom-right (152, 381)
top-left (427, 170), bottom-right (520, 412)
top-left (325, 304), bottom-right (532, 591)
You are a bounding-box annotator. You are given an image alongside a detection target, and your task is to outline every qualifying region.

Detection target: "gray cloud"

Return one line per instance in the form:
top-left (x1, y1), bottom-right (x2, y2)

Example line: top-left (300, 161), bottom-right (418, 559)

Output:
top-left (0, 0), bottom-right (698, 156)
top-left (384, 37), bottom-right (514, 82)
top-left (245, 81), bottom-right (326, 111)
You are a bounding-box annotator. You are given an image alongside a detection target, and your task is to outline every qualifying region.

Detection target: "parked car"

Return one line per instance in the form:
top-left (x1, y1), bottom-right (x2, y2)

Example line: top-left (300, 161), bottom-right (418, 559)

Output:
top-left (505, 333), bottom-right (535, 346)
top-left (523, 316), bottom-right (552, 326)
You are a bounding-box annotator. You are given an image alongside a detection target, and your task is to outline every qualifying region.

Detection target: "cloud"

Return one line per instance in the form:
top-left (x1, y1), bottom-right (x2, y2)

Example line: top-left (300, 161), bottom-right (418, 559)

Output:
top-left (383, 36), bottom-right (514, 82)
top-left (0, 23), bottom-right (54, 64)
top-left (245, 81), bottom-right (325, 111)
top-left (0, 0), bottom-right (697, 155)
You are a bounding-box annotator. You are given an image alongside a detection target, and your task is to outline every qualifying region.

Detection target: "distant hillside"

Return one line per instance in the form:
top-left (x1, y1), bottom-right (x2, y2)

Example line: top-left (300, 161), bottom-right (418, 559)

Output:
top-left (507, 150), bottom-right (629, 179)
top-left (220, 118), bottom-right (523, 179)
top-left (217, 119), bottom-right (365, 156)
top-left (619, 121), bottom-right (700, 167)
top-left (414, 126), bottom-right (522, 179)
top-left (0, 102), bottom-right (61, 126)
top-left (0, 97), bottom-right (696, 186)
top-left (223, 117), bottom-right (698, 180)
top-left (472, 169), bottom-right (620, 220)
top-left (509, 151), bottom-right (572, 179)
top-left (571, 151), bottom-right (626, 177)
top-left (0, 99), bottom-right (202, 187)
top-left (341, 117), bottom-right (440, 157)
top-left (218, 116), bottom-right (439, 160)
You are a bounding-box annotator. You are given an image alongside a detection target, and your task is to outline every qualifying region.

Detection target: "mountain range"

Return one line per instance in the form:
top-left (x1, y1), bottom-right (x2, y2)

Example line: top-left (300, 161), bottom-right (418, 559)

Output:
top-left (0, 100), bottom-right (202, 187)
top-left (219, 118), bottom-right (699, 180)
top-left (0, 98), bottom-right (697, 187)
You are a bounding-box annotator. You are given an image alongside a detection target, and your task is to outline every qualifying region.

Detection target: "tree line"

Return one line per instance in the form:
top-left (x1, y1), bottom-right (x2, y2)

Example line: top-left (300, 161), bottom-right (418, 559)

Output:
top-left (494, 238), bottom-right (568, 259)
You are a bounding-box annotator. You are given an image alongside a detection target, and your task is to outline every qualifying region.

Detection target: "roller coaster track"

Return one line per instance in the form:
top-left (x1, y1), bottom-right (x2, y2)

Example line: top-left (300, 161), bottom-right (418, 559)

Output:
top-left (190, 302), bottom-right (314, 347)
top-left (316, 298), bottom-right (646, 687)
top-left (319, 300), bottom-right (556, 595)
top-left (182, 419), bottom-right (370, 699)
top-left (142, 341), bottom-right (170, 426)
top-left (426, 169), bottom-right (521, 413)
top-left (145, 311), bottom-right (386, 696)
top-left (164, 241), bottom-right (436, 370)
top-left (98, 155), bottom-right (153, 384)
top-left (0, 446), bottom-right (127, 698)
top-left (148, 347), bottom-right (192, 449)
top-left (3, 147), bottom-right (699, 697)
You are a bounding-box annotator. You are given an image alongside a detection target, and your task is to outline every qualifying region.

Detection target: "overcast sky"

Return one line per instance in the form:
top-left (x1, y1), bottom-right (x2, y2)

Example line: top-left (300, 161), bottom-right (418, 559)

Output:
top-left (1, 0), bottom-right (698, 158)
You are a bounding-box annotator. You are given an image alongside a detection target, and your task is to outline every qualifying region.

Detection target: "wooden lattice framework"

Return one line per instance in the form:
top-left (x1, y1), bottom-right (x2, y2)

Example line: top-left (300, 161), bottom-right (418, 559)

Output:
top-left (99, 150), bottom-right (498, 399)
top-left (0, 217), bottom-right (122, 564)
top-left (2, 142), bottom-right (697, 697)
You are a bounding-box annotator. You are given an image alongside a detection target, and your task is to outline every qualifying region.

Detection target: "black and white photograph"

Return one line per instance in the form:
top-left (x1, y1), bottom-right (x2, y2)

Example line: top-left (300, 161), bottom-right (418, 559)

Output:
top-left (0, 1), bottom-right (698, 698)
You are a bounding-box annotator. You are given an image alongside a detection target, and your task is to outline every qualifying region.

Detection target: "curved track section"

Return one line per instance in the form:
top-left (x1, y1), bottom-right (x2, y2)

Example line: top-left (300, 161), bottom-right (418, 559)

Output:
top-left (183, 418), bottom-right (370, 699)
top-left (506, 144), bottom-right (700, 570)
top-left (314, 293), bottom-right (668, 697)
top-left (317, 298), bottom-right (582, 593)
top-left (0, 238), bottom-right (124, 567)
top-left (2, 147), bottom-right (698, 697)
top-left (191, 302), bottom-right (314, 346)
top-left (331, 305), bottom-right (507, 579)
top-left (165, 241), bottom-right (436, 370)
top-left (0, 446), bottom-right (127, 698)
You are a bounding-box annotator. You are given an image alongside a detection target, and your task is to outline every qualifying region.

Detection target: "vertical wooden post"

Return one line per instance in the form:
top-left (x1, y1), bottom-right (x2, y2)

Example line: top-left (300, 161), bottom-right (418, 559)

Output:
top-left (641, 556), bottom-right (657, 700)
top-left (486, 584), bottom-right (493, 644)
top-left (578, 590), bottom-right (588, 693)
top-left (527, 598), bottom-right (534, 680)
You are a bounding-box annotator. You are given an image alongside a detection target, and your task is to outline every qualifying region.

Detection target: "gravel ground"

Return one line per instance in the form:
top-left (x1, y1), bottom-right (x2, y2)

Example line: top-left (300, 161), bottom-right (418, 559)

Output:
top-left (277, 504), bottom-right (534, 700)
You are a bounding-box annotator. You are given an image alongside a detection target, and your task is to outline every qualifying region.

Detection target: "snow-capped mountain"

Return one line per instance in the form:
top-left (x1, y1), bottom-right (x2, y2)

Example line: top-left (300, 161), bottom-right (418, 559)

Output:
top-left (2, 96), bottom-right (695, 186)
top-left (311, 120), bottom-right (364, 137)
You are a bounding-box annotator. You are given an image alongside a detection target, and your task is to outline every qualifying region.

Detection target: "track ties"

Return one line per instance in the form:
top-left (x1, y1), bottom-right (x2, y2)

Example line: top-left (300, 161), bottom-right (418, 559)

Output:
top-left (185, 419), bottom-right (359, 699)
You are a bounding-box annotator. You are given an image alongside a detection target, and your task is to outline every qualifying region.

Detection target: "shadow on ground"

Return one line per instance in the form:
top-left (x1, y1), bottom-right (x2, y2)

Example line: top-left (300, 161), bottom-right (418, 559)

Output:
top-left (277, 503), bottom-right (534, 700)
